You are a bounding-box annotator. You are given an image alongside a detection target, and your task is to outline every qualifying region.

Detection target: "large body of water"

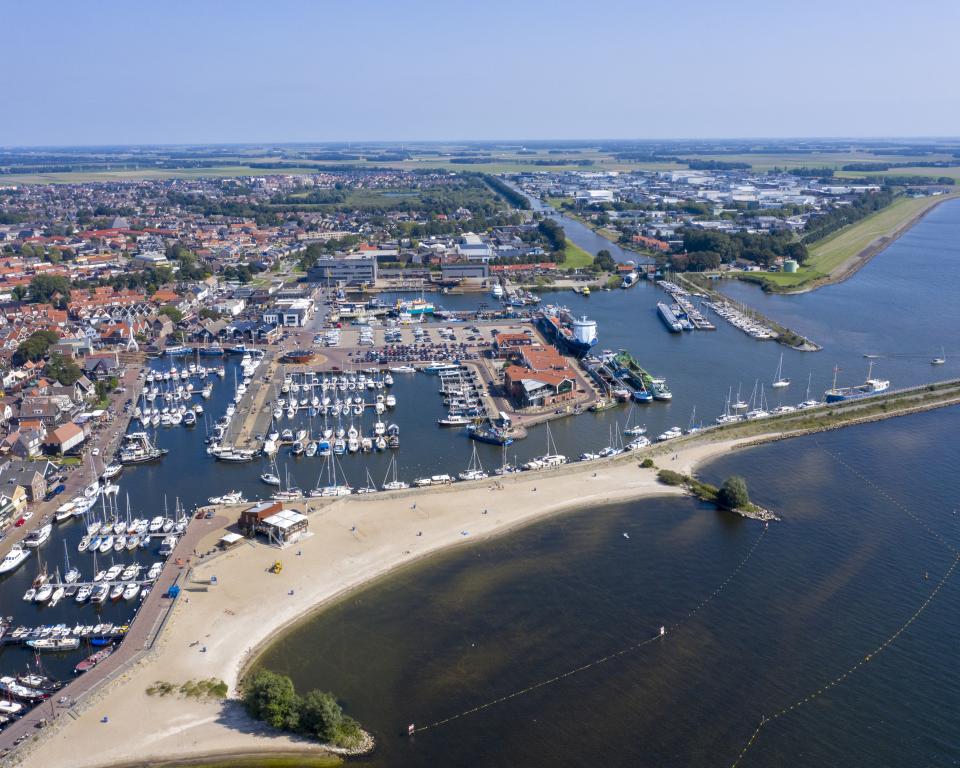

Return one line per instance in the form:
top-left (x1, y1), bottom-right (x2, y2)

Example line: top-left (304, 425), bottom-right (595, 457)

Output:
top-left (1, 198), bottom-right (958, 757)
top-left (259, 407), bottom-right (960, 767)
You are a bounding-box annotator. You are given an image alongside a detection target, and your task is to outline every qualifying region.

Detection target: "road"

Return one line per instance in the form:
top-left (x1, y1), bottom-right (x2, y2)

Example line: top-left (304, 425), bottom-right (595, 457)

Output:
top-left (0, 358), bottom-right (144, 563)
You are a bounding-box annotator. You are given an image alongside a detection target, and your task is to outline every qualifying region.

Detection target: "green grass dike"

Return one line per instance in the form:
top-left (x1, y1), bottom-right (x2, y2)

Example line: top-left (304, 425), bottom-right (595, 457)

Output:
top-left (735, 193), bottom-right (959, 293)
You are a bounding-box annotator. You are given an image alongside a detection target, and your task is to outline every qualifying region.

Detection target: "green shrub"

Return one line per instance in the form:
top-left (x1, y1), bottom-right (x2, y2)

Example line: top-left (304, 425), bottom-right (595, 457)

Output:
top-left (657, 469), bottom-right (688, 486)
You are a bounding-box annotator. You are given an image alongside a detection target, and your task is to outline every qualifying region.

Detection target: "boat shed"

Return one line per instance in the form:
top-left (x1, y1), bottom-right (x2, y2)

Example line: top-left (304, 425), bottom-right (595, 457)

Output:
top-left (260, 509), bottom-right (308, 546)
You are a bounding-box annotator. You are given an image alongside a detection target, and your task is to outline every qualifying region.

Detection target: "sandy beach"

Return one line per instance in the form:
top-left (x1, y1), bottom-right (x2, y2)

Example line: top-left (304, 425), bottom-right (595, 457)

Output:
top-left (16, 435), bottom-right (761, 768)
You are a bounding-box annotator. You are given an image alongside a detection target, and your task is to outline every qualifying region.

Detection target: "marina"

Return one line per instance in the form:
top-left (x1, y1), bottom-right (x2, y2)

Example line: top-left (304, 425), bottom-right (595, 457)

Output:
top-left (0, 198), bottom-right (958, 760)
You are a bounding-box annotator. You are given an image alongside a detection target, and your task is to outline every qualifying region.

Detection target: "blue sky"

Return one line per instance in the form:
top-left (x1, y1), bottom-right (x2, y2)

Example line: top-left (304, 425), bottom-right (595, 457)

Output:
top-left (2, 0), bottom-right (958, 146)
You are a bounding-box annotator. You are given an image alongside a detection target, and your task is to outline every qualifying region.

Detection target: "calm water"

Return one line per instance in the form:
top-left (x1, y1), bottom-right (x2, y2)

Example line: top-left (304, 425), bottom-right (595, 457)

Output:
top-left (258, 407), bottom-right (960, 767)
top-left (1, 196), bottom-right (958, 742)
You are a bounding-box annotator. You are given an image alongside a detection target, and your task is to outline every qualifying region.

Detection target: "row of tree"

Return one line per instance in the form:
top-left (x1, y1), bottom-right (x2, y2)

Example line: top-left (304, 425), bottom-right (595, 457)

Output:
top-left (481, 175), bottom-right (531, 209)
top-left (800, 189), bottom-right (896, 244)
top-left (679, 229), bottom-right (806, 268)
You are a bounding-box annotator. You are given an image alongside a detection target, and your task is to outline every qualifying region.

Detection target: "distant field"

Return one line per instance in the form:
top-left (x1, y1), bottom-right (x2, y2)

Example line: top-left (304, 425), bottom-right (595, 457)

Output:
top-left (679, 152), bottom-right (958, 171)
top-left (838, 166), bottom-right (960, 181)
top-left (0, 165), bottom-right (327, 184)
top-left (739, 194), bottom-right (959, 290)
top-left (0, 148), bottom-right (678, 184)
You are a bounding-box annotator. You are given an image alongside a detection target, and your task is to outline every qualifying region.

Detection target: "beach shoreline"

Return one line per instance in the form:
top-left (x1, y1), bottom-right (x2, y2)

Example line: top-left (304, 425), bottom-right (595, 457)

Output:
top-left (12, 434), bottom-right (754, 768)
top-left (12, 380), bottom-right (960, 768)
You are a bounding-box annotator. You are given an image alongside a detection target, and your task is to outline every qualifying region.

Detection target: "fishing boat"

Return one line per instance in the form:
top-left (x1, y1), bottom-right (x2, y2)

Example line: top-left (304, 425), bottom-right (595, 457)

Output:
top-left (824, 362), bottom-right (890, 403)
top-left (466, 424), bottom-right (513, 446)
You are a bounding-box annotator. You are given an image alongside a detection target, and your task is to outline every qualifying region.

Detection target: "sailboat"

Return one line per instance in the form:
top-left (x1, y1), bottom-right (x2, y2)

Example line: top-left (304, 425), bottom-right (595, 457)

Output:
top-left (623, 404), bottom-right (647, 436)
top-left (458, 445), bottom-right (489, 481)
top-left (63, 542), bottom-right (80, 583)
top-left (797, 373), bottom-right (819, 409)
top-left (310, 452), bottom-right (352, 496)
top-left (260, 457), bottom-right (281, 486)
top-left (381, 455), bottom-right (409, 491)
top-left (684, 405), bottom-right (701, 434)
top-left (746, 383), bottom-right (770, 420)
top-left (271, 466), bottom-right (304, 501)
top-left (523, 423), bottom-right (566, 470)
top-left (356, 468), bottom-right (378, 494)
top-left (931, 346), bottom-right (946, 366)
top-left (772, 352), bottom-right (790, 388)
top-left (732, 383), bottom-right (749, 410)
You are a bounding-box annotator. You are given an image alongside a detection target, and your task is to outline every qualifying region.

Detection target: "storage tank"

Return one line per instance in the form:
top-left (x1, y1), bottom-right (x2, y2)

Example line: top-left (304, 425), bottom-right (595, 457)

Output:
top-left (784, 259), bottom-right (799, 273)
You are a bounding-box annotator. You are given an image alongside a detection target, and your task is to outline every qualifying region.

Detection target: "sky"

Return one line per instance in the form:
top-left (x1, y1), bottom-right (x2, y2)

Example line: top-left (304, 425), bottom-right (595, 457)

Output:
top-left (2, 0), bottom-right (959, 146)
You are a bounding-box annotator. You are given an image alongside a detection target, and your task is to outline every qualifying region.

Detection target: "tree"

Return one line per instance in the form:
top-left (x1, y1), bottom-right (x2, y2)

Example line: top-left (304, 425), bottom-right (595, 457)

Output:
top-left (198, 307), bottom-right (222, 320)
top-left (298, 690), bottom-right (343, 741)
top-left (593, 249), bottom-right (616, 272)
top-left (242, 670), bottom-right (301, 731)
top-left (27, 274), bottom-right (72, 305)
top-left (47, 353), bottom-right (82, 386)
top-left (536, 218), bottom-right (566, 252)
top-left (718, 476), bottom-right (750, 510)
top-left (159, 305), bottom-right (183, 323)
top-left (94, 376), bottom-right (119, 402)
top-left (13, 330), bottom-right (60, 366)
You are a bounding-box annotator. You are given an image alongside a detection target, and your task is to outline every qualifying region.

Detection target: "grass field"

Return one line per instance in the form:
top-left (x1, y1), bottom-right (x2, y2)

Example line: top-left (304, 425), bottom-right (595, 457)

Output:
top-left (838, 166), bottom-right (960, 181)
top-left (678, 152), bottom-right (958, 171)
top-left (0, 149), bottom-right (678, 184)
top-left (560, 239), bottom-right (594, 270)
top-left (736, 194), bottom-right (959, 291)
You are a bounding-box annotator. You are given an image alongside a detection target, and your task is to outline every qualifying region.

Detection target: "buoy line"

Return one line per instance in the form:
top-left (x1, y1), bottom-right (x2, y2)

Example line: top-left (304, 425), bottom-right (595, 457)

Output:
top-left (729, 436), bottom-right (958, 767)
top-left (409, 523), bottom-right (770, 735)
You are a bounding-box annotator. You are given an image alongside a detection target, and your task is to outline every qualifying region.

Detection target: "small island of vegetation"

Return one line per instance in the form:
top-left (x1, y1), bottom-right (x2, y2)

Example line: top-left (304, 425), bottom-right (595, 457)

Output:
top-left (242, 669), bottom-right (369, 752)
top-left (657, 471), bottom-right (775, 521)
